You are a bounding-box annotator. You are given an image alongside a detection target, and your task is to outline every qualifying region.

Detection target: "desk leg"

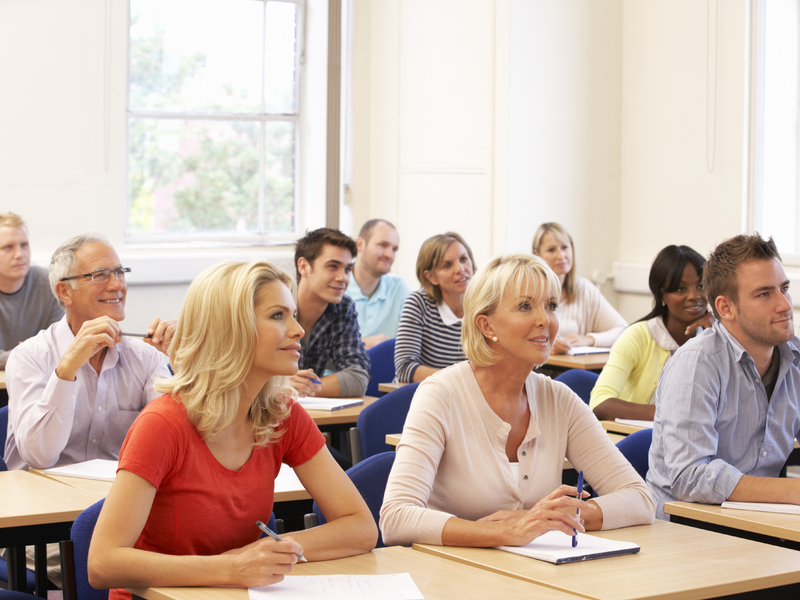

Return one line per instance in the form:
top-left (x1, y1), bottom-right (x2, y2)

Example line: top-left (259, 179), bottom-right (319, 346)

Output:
top-left (7, 546), bottom-right (26, 592)
top-left (34, 543), bottom-right (48, 598)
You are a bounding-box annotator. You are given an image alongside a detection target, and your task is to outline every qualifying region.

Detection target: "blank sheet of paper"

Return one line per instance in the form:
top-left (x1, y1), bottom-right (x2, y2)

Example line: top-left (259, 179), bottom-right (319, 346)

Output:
top-left (249, 573), bottom-right (423, 600)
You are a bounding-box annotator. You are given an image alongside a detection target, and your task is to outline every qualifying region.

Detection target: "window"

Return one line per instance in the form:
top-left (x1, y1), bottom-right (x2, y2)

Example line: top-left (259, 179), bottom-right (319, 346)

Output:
top-left (126, 0), bottom-right (304, 245)
top-left (752, 0), bottom-right (800, 259)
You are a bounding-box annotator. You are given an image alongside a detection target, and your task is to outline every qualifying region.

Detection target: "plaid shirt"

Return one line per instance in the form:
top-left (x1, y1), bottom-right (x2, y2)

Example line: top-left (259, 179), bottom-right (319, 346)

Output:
top-left (299, 295), bottom-right (370, 396)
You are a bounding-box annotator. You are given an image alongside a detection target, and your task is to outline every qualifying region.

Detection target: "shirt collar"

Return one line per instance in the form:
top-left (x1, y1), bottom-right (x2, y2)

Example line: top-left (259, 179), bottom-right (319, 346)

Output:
top-left (715, 320), bottom-right (800, 368)
top-left (437, 301), bottom-right (462, 325)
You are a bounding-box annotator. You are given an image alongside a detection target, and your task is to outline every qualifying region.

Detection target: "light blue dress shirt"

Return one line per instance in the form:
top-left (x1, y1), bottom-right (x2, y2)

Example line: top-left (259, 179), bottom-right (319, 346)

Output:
top-left (647, 322), bottom-right (800, 519)
top-left (345, 273), bottom-right (410, 339)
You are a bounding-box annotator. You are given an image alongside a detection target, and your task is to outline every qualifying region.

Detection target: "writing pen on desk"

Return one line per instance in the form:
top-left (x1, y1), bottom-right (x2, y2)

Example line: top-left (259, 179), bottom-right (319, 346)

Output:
top-left (573, 470), bottom-right (584, 548)
top-left (256, 520), bottom-right (307, 562)
top-left (120, 332), bottom-right (153, 338)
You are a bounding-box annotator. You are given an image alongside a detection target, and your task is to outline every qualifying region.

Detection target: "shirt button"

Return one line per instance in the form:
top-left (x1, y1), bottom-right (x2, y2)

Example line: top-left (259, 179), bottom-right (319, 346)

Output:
top-left (71, 395), bottom-right (76, 399)
top-left (97, 407), bottom-right (103, 412)
top-left (521, 451), bottom-right (526, 456)
top-left (763, 451), bottom-right (768, 457)
top-left (92, 439), bottom-right (97, 444)
top-left (523, 475), bottom-right (528, 480)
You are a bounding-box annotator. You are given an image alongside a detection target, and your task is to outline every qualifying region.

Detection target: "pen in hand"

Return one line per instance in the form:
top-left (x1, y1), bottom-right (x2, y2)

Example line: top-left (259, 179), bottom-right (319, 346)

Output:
top-left (256, 520), bottom-right (306, 562)
top-left (573, 470), bottom-right (584, 548)
top-left (120, 332), bottom-right (153, 338)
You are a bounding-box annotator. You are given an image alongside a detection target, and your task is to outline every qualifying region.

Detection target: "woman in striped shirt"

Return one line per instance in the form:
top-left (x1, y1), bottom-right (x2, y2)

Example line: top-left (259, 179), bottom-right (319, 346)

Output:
top-left (395, 232), bottom-right (476, 383)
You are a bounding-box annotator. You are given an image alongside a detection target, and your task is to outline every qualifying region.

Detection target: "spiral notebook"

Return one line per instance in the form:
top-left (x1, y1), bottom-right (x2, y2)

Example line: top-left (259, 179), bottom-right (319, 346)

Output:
top-left (496, 530), bottom-right (640, 564)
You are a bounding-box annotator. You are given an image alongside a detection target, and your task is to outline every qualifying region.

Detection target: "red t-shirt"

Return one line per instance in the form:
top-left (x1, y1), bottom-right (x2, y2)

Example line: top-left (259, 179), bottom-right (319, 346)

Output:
top-left (108, 395), bottom-right (325, 600)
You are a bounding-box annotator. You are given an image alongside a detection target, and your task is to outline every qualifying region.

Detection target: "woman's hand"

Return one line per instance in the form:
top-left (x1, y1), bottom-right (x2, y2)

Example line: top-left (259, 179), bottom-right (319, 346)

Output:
top-left (288, 369), bottom-right (323, 397)
top-left (551, 336), bottom-right (572, 355)
top-left (684, 311), bottom-right (715, 335)
top-left (496, 484), bottom-right (593, 547)
top-left (225, 536), bottom-right (303, 588)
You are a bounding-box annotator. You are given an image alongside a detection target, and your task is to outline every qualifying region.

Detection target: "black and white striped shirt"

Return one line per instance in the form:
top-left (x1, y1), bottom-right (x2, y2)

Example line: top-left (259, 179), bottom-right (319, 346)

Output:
top-left (394, 289), bottom-right (466, 382)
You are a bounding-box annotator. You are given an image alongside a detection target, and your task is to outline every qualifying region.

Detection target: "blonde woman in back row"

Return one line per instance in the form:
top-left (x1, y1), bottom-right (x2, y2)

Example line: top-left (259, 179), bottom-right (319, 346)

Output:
top-left (533, 222), bottom-right (627, 355)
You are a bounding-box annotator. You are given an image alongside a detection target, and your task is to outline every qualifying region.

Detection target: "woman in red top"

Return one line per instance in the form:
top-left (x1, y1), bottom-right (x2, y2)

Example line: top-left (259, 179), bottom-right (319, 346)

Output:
top-left (88, 261), bottom-right (377, 596)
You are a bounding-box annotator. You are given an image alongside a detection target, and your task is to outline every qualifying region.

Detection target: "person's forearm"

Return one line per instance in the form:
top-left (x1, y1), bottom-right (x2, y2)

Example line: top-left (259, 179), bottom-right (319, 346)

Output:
top-left (317, 374), bottom-right (340, 397)
top-left (412, 365), bottom-right (439, 382)
top-left (592, 398), bottom-right (655, 421)
top-left (727, 474), bottom-right (800, 504)
top-left (291, 512), bottom-right (377, 561)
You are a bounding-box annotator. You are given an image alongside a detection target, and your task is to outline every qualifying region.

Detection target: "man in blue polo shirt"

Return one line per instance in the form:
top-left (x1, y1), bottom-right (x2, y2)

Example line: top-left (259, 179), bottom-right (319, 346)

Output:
top-left (346, 219), bottom-right (410, 349)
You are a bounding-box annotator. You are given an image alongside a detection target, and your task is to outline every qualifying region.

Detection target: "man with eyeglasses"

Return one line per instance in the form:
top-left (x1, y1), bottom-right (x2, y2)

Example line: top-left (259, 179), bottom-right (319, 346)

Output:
top-left (4, 234), bottom-right (175, 474)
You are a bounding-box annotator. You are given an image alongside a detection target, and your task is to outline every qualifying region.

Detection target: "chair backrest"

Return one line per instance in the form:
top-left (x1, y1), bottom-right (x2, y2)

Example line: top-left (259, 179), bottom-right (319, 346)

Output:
top-left (615, 428), bottom-right (653, 480)
top-left (0, 405), bottom-right (8, 471)
top-left (554, 370), bottom-right (599, 405)
top-left (357, 382), bottom-right (419, 459)
top-left (61, 498), bottom-right (107, 600)
top-left (365, 338), bottom-right (396, 397)
top-left (312, 451), bottom-right (396, 549)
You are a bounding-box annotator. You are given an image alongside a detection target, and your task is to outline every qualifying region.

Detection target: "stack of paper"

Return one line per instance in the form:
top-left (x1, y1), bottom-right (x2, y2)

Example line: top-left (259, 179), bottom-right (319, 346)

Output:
top-left (44, 459), bottom-right (118, 481)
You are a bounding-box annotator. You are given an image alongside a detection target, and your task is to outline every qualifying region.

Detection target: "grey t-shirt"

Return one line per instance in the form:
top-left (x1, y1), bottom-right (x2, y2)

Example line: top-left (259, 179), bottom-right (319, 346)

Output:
top-left (0, 265), bottom-right (63, 368)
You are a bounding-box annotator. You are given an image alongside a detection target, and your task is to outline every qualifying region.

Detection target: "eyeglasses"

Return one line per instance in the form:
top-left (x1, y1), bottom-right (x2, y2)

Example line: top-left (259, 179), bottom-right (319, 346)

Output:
top-left (60, 268), bottom-right (131, 284)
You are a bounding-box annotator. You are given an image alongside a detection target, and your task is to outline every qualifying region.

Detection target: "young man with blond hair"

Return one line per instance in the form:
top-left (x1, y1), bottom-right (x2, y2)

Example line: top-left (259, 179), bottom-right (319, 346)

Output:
top-left (0, 212), bottom-right (63, 371)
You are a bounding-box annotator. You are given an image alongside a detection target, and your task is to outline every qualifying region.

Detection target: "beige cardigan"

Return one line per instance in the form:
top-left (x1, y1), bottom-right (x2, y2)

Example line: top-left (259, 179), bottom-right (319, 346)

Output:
top-left (380, 361), bottom-right (655, 546)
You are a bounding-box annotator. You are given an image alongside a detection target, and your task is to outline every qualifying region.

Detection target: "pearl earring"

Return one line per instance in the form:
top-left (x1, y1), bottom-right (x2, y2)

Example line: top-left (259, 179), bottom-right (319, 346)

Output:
top-left (492, 336), bottom-right (498, 342)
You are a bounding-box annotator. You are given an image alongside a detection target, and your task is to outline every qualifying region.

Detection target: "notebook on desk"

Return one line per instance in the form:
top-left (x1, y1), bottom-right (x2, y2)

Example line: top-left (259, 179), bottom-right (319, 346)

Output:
top-left (298, 398), bottom-right (364, 411)
top-left (44, 458), bottom-right (118, 481)
top-left (721, 501), bottom-right (800, 515)
top-left (567, 346), bottom-right (611, 356)
top-left (496, 530), bottom-right (640, 564)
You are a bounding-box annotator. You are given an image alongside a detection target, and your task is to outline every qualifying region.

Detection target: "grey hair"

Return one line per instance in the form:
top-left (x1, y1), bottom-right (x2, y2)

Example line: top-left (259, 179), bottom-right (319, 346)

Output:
top-left (50, 234), bottom-right (110, 309)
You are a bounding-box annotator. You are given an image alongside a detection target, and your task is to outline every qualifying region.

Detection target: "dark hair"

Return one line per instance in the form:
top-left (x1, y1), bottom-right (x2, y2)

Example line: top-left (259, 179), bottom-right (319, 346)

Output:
top-left (294, 228), bottom-right (357, 282)
top-left (639, 245), bottom-right (706, 323)
top-left (704, 233), bottom-right (781, 319)
top-left (358, 219), bottom-right (396, 243)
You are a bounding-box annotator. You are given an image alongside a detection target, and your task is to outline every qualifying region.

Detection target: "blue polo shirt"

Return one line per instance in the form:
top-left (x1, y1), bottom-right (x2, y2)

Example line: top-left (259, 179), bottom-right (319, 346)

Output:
top-left (346, 273), bottom-right (410, 339)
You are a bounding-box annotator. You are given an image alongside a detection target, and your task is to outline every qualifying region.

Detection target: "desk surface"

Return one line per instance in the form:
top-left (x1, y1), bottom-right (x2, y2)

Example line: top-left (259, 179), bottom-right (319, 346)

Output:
top-left (127, 546), bottom-right (581, 600)
top-left (545, 352), bottom-right (609, 371)
top-left (30, 463), bottom-right (311, 503)
top-left (599, 420), bottom-right (648, 435)
top-left (0, 370), bottom-right (5, 390)
top-left (665, 501), bottom-right (800, 543)
top-left (304, 396), bottom-right (378, 426)
top-left (378, 382), bottom-right (403, 393)
top-left (414, 519), bottom-right (800, 600)
top-left (0, 470), bottom-right (101, 528)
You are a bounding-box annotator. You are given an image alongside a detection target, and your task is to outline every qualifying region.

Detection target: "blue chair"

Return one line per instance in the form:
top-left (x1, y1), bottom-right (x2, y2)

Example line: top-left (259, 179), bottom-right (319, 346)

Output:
top-left (615, 428), bottom-right (653, 480)
top-left (348, 382), bottom-right (419, 463)
top-left (365, 338), bottom-right (396, 397)
top-left (60, 499), bottom-right (107, 600)
top-left (306, 451), bottom-right (395, 549)
top-left (0, 405), bottom-right (35, 595)
top-left (0, 591), bottom-right (39, 600)
top-left (554, 370), bottom-right (599, 405)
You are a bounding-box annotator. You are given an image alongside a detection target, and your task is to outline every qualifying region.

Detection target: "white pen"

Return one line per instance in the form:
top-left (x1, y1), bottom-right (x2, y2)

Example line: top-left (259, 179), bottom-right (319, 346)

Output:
top-left (256, 520), bottom-right (307, 562)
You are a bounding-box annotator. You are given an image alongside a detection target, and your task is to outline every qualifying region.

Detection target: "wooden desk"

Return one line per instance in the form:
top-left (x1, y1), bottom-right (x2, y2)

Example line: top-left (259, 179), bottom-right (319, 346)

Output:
top-left (599, 420), bottom-right (649, 436)
top-left (303, 396), bottom-right (378, 427)
top-left (0, 470), bottom-right (101, 596)
top-left (665, 501), bottom-right (800, 544)
top-left (127, 546), bottom-right (582, 600)
top-left (545, 353), bottom-right (609, 371)
top-left (414, 519), bottom-right (800, 599)
top-left (378, 381), bottom-right (406, 393)
top-left (30, 464), bottom-right (311, 503)
top-left (0, 370), bottom-right (5, 390)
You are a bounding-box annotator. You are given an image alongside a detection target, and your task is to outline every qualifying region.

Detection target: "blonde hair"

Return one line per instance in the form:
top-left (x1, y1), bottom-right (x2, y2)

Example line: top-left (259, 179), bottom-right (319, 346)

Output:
top-left (155, 261), bottom-right (297, 445)
top-left (462, 253), bottom-right (561, 367)
top-left (0, 212), bottom-right (25, 229)
top-left (532, 222), bottom-right (576, 304)
top-left (416, 232), bottom-right (476, 304)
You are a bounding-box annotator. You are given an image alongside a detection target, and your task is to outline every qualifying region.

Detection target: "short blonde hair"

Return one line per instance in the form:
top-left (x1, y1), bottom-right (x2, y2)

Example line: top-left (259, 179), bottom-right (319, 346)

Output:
top-left (462, 253), bottom-right (561, 367)
top-left (155, 261), bottom-right (297, 446)
top-left (0, 212), bottom-right (25, 229)
top-left (532, 222), bottom-right (576, 304)
top-left (416, 232), bottom-right (476, 304)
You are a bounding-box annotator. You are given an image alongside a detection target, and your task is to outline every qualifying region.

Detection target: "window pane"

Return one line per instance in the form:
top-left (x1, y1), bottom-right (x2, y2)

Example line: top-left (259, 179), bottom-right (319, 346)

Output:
top-left (264, 2), bottom-right (299, 114)
top-left (264, 121), bottom-right (296, 232)
top-left (129, 118), bottom-right (260, 235)
top-left (130, 0), bottom-right (264, 114)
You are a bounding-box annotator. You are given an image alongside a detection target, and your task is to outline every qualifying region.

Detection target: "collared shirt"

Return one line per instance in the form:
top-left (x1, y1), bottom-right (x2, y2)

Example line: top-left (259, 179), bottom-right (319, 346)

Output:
top-left (345, 273), bottom-right (410, 339)
top-left (4, 317), bottom-right (171, 470)
top-left (646, 321), bottom-right (800, 519)
top-left (298, 295), bottom-right (370, 397)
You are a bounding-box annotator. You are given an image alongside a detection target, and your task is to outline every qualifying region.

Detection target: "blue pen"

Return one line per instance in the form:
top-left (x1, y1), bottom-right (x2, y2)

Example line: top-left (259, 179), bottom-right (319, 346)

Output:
top-left (256, 520), bottom-right (307, 562)
top-left (310, 379), bottom-right (322, 384)
top-left (572, 470), bottom-right (584, 547)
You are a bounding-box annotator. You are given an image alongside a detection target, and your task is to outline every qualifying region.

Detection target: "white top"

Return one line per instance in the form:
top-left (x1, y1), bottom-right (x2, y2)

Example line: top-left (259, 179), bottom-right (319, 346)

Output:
top-left (558, 276), bottom-right (627, 348)
top-left (380, 361), bottom-right (655, 546)
top-left (4, 317), bottom-right (170, 470)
